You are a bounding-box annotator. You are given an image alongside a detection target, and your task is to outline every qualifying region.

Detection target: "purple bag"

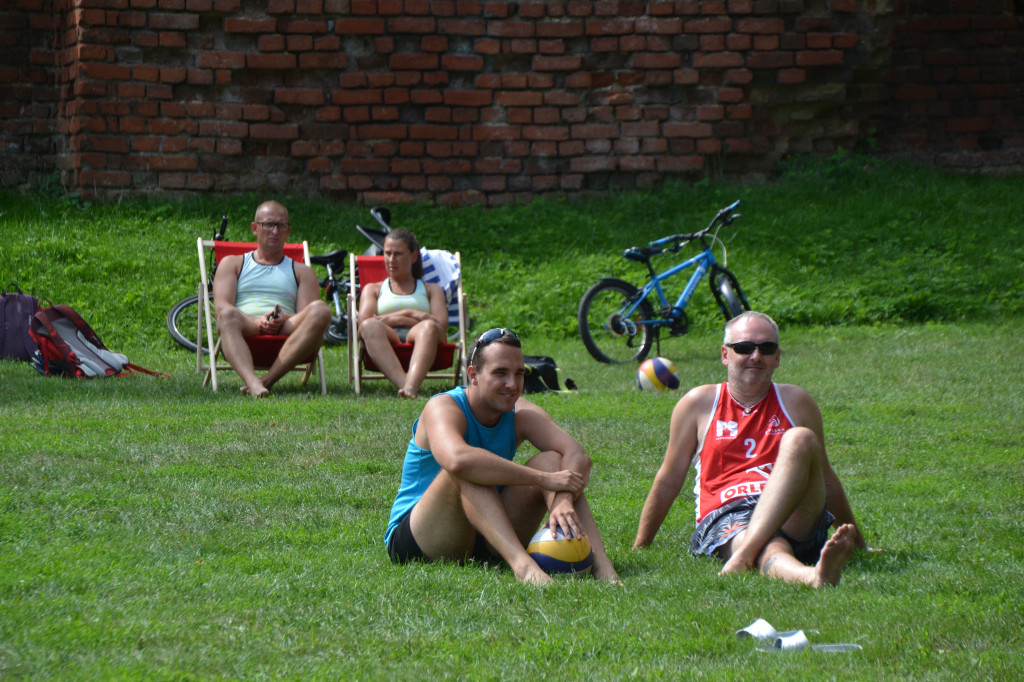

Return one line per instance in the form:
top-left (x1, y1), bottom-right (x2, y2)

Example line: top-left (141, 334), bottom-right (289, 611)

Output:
top-left (1, 283), bottom-right (40, 362)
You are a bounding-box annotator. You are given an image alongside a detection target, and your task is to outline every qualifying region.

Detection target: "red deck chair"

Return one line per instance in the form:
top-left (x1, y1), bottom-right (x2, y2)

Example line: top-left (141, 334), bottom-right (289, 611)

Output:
top-left (196, 237), bottom-right (327, 394)
top-left (347, 253), bottom-right (467, 396)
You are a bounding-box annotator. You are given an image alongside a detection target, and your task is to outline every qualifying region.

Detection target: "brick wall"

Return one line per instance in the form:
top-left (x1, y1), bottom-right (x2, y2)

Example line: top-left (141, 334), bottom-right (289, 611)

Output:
top-left (878, 0), bottom-right (1024, 171)
top-left (0, 0), bottom-right (60, 189)
top-left (1, 0), bottom-right (1021, 205)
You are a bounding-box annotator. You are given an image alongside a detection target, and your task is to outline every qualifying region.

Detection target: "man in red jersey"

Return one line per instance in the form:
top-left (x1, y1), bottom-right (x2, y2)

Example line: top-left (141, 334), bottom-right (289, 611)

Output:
top-left (633, 311), bottom-right (866, 587)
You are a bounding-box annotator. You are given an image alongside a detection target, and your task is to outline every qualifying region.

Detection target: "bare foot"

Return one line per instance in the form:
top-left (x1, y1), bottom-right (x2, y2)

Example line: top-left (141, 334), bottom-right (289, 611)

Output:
top-left (718, 531), bottom-right (756, 577)
top-left (719, 550), bottom-right (755, 577)
top-left (812, 524), bottom-right (857, 587)
top-left (592, 564), bottom-right (623, 585)
top-left (240, 382), bottom-right (270, 398)
top-left (398, 385), bottom-right (418, 399)
top-left (515, 565), bottom-right (553, 585)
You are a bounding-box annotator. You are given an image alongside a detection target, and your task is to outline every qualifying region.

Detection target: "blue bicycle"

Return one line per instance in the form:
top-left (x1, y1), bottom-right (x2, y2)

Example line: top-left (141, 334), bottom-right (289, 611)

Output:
top-left (578, 200), bottom-right (750, 364)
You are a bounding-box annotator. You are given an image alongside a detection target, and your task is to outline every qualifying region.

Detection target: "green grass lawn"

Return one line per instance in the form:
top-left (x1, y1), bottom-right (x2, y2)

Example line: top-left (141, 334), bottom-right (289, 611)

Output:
top-left (1, 159), bottom-right (1023, 678)
top-left (1, 322), bottom-right (1021, 679)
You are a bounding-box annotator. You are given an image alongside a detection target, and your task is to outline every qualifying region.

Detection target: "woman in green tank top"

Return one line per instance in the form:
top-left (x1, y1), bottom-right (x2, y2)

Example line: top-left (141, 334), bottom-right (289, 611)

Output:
top-left (357, 229), bottom-right (450, 398)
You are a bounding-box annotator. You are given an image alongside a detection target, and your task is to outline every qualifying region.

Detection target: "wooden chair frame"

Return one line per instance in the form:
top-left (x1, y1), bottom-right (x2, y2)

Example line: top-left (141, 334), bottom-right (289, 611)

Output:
top-left (347, 252), bottom-right (467, 396)
top-left (196, 237), bottom-right (327, 394)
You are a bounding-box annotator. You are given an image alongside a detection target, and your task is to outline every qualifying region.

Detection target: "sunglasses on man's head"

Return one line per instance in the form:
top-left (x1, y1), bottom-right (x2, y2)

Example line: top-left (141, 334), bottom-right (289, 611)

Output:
top-left (725, 341), bottom-right (779, 355)
top-left (469, 328), bottom-right (519, 364)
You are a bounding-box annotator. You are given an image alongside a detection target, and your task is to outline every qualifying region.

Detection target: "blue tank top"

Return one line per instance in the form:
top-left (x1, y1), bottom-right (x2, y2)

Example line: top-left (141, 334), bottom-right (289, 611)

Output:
top-left (384, 386), bottom-right (517, 544)
top-left (234, 252), bottom-right (298, 316)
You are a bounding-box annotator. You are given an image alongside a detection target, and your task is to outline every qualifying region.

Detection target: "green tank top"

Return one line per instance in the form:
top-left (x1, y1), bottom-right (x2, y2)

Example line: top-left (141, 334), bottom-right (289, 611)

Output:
top-left (377, 279), bottom-right (430, 315)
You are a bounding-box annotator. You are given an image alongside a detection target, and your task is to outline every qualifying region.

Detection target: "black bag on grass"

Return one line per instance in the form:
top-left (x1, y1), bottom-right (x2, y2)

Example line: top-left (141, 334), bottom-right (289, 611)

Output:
top-left (523, 355), bottom-right (577, 394)
top-left (1, 283), bottom-right (40, 361)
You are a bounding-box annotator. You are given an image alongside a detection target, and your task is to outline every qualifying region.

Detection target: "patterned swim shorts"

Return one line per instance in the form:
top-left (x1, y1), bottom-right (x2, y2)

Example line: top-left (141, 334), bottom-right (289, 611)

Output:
top-left (689, 496), bottom-right (834, 565)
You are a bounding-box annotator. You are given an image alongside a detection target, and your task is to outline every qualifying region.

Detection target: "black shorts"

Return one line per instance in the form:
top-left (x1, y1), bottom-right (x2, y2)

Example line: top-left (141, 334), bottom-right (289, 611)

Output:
top-left (387, 511), bottom-right (498, 565)
top-left (689, 496), bottom-right (835, 565)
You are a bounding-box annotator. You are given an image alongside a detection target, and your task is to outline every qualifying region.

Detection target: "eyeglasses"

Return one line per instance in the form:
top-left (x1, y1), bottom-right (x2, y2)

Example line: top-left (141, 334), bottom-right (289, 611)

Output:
top-left (469, 328), bottom-right (519, 365)
top-left (257, 222), bottom-right (290, 233)
top-left (726, 341), bottom-right (779, 355)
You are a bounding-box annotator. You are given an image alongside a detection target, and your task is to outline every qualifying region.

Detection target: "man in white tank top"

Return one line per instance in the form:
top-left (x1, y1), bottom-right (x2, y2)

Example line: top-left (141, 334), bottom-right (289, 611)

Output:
top-left (633, 312), bottom-right (868, 588)
top-left (213, 201), bottom-right (331, 397)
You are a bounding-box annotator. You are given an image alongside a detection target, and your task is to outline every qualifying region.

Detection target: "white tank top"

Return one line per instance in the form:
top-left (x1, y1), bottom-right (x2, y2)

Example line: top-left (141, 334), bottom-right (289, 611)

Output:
top-left (234, 252), bottom-right (298, 316)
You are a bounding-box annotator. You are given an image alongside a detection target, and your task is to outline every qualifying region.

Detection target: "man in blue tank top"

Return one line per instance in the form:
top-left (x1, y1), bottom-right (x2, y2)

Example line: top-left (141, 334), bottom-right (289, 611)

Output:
top-left (385, 328), bottom-right (620, 585)
top-left (213, 201), bottom-right (331, 397)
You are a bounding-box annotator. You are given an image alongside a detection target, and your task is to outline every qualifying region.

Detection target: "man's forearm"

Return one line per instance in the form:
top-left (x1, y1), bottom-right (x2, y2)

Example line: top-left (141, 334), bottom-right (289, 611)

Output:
top-left (633, 512), bottom-right (662, 548)
top-left (633, 487), bottom-right (675, 548)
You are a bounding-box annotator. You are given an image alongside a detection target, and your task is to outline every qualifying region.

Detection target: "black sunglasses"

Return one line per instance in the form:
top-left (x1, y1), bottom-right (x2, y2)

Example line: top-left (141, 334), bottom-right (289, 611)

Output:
top-left (469, 328), bottom-right (520, 364)
top-left (726, 341), bottom-right (779, 355)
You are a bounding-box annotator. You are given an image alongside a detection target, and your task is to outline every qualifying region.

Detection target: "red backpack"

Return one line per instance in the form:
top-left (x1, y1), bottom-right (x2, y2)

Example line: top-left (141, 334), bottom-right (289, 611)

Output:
top-left (29, 304), bottom-right (168, 379)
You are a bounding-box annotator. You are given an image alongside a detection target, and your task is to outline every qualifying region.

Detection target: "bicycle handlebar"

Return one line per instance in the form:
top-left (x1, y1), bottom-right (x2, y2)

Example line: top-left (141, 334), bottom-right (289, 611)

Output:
top-left (719, 199), bottom-right (741, 217)
top-left (649, 233), bottom-right (694, 249)
top-left (214, 215), bottom-right (228, 241)
top-left (648, 200), bottom-right (741, 249)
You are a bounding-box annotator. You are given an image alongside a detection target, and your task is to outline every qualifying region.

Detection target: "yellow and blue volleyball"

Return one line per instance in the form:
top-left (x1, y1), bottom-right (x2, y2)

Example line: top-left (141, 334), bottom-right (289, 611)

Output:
top-left (636, 356), bottom-right (680, 391)
top-left (527, 527), bottom-right (594, 575)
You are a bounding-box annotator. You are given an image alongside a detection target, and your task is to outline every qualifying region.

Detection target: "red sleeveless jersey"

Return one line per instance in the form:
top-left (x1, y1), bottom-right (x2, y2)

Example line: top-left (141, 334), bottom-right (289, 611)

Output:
top-left (693, 382), bottom-right (795, 522)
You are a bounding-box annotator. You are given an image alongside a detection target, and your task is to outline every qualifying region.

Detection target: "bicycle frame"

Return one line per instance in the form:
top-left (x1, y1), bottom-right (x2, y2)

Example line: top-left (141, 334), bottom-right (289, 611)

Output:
top-left (618, 245), bottom-right (718, 327)
top-left (578, 200), bottom-right (747, 364)
top-left (309, 248), bottom-right (350, 345)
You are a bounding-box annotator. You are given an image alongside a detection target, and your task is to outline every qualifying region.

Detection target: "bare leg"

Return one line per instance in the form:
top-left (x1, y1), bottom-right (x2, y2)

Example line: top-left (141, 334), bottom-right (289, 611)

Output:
top-left (408, 471), bottom-right (479, 559)
top-left (408, 451), bottom-right (618, 585)
top-left (409, 468), bottom-right (551, 585)
top-left (505, 451), bottom-right (620, 584)
top-left (462, 482), bottom-right (551, 585)
top-left (215, 305), bottom-right (269, 397)
top-left (719, 427), bottom-right (828, 576)
top-left (570, 493), bottom-right (621, 584)
top-left (400, 320), bottom-right (443, 398)
top-left (259, 300), bottom-right (331, 389)
top-left (755, 524), bottom-right (857, 587)
top-left (358, 318), bottom-right (407, 393)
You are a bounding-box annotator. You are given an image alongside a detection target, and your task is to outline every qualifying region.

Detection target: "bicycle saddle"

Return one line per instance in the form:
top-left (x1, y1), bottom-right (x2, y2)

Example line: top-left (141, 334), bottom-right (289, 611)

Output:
top-left (309, 249), bottom-right (348, 268)
top-left (623, 246), bottom-right (661, 262)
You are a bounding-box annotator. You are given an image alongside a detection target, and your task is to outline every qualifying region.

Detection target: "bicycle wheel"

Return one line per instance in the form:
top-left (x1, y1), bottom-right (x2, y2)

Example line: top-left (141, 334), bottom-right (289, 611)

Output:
top-left (324, 316), bottom-right (348, 345)
top-left (167, 293), bottom-right (213, 353)
top-left (578, 278), bottom-right (655, 364)
top-left (711, 268), bottom-right (749, 320)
